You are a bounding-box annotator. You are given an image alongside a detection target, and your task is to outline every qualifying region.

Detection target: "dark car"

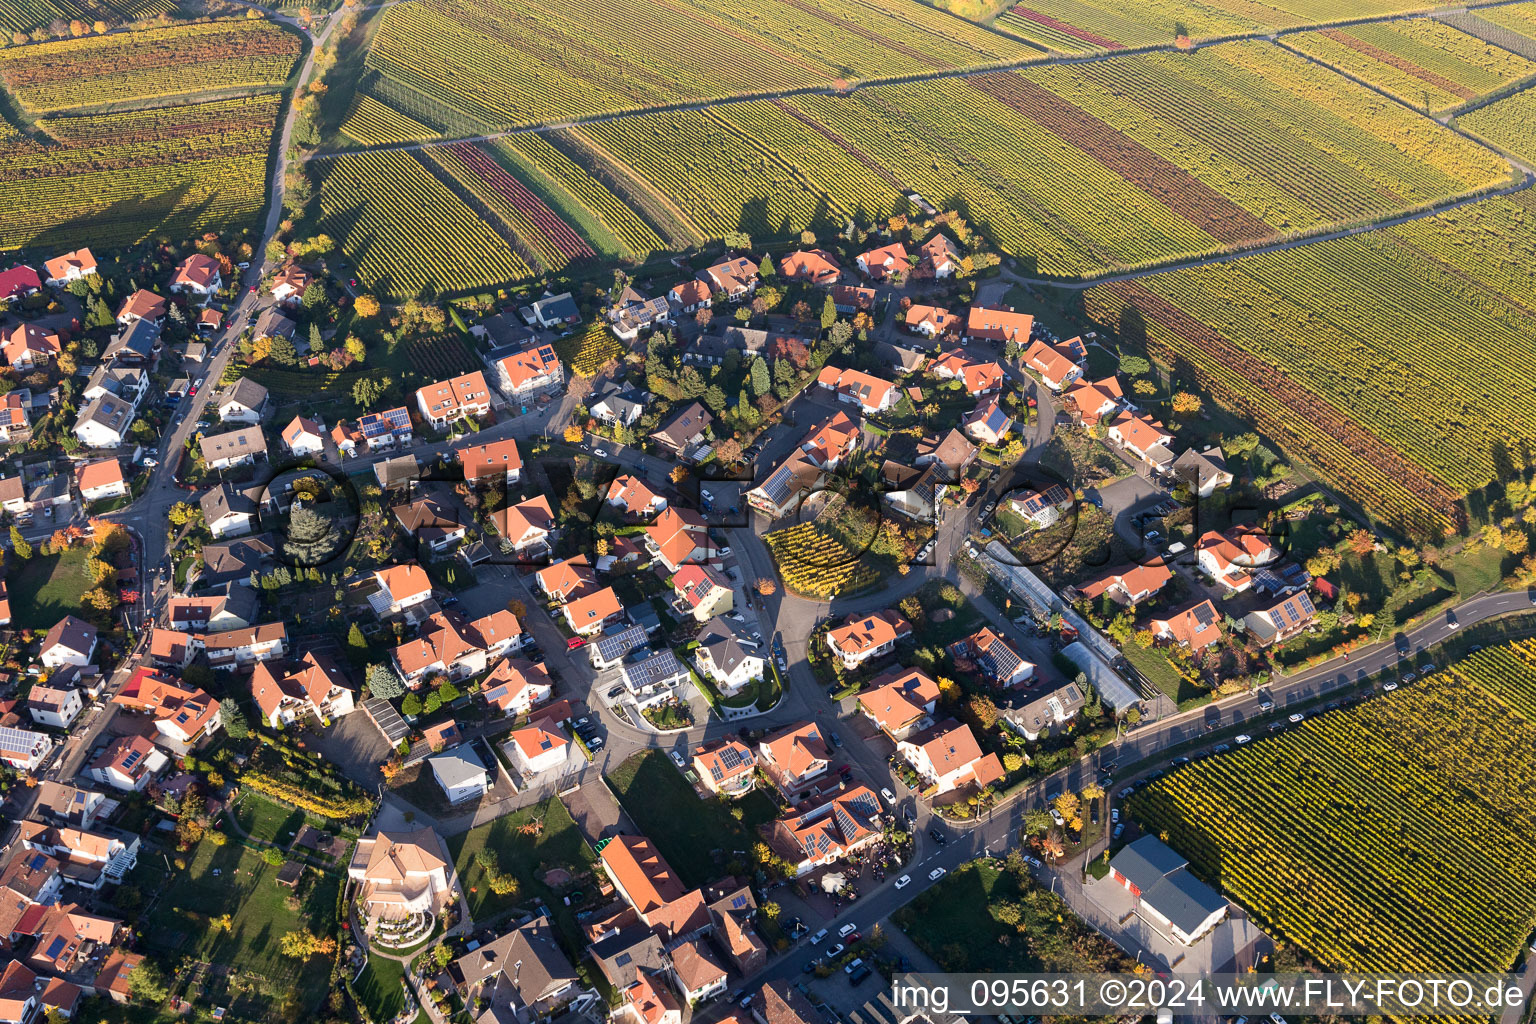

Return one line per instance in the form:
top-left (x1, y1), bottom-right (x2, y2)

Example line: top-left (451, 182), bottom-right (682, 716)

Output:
top-left (826, 684), bottom-right (842, 700)
top-left (928, 827), bottom-right (947, 845)
top-left (607, 686), bottom-right (624, 700)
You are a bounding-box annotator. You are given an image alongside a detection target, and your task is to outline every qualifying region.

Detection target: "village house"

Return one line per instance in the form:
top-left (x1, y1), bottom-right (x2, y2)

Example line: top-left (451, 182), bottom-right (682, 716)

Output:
top-left (374, 564), bottom-right (435, 617)
top-left (764, 785), bottom-right (883, 876)
top-left (699, 256), bottom-right (759, 300)
top-left (493, 494), bottom-right (556, 558)
top-left (953, 626), bottom-right (1034, 686)
top-left (757, 721), bottom-right (830, 796)
top-left (1107, 412), bottom-right (1176, 470)
top-left (0, 391), bottom-right (29, 444)
top-left (215, 378), bottom-right (269, 425)
top-left (149, 628), bottom-right (197, 669)
top-left (281, 415), bottom-right (326, 457)
top-left (270, 264), bottom-right (313, 305)
top-left (201, 621), bottom-right (289, 669)
top-left (1172, 446), bottom-right (1235, 497)
top-left (609, 286), bottom-right (673, 341)
top-left (1244, 592), bottom-right (1318, 647)
top-left (112, 668), bottom-right (222, 752)
top-left (430, 744), bottom-right (490, 804)
top-left (19, 821), bottom-right (139, 890)
top-left (644, 506), bottom-right (710, 572)
top-left (649, 403), bottom-right (712, 458)
top-left (915, 232), bottom-right (961, 278)
top-left (250, 651), bottom-right (356, 728)
top-left (72, 391), bottom-right (137, 448)
top-left (826, 609), bottom-right (911, 670)
top-left (355, 407), bottom-right (414, 450)
top-left (41, 617), bottom-right (97, 670)
top-left (669, 938), bottom-right (729, 1005)
top-left (618, 650), bottom-right (691, 710)
top-left (165, 586), bottom-right (257, 633)
top-left (2, 324), bottom-right (61, 370)
top-left (965, 306), bottom-right (1033, 344)
top-left (832, 284), bottom-right (876, 314)
top-left (564, 586), bottom-right (625, 636)
top-left (898, 720), bottom-right (1003, 795)
top-left (450, 917), bottom-right (578, 1024)
top-left (1008, 483), bottom-right (1074, 530)
top-left (43, 249), bottom-right (95, 286)
top-left (692, 738), bottom-right (755, 796)
top-left (85, 734), bottom-right (166, 791)
top-left (856, 666), bottom-right (940, 741)
top-left (170, 254), bottom-right (222, 297)
top-left (903, 304), bottom-right (957, 341)
top-left (962, 397), bottom-right (1013, 446)
top-left (855, 241), bottom-right (907, 280)
top-left (535, 555), bottom-right (598, 602)
top-left (914, 428), bottom-right (978, 482)
top-left (931, 350), bottom-right (1005, 394)
top-left (1064, 376), bottom-right (1125, 427)
top-left (349, 828), bottom-right (452, 918)
top-left (692, 616), bottom-right (763, 694)
top-left (115, 289), bottom-right (166, 326)
top-left (74, 459), bottom-right (127, 503)
top-left (778, 249), bottom-right (840, 287)
top-left (815, 366), bottom-right (898, 414)
top-left (200, 426), bottom-right (268, 471)
top-left (607, 475), bottom-right (666, 519)
top-left (456, 436), bottom-right (523, 486)
top-left (200, 481), bottom-right (260, 539)
top-left (1196, 526), bottom-right (1279, 592)
top-left (1072, 560), bottom-right (1173, 607)
top-left (416, 371), bottom-right (493, 429)
top-left (1007, 680), bottom-right (1088, 741)
top-left (667, 279), bottom-right (712, 313)
top-left (31, 783), bottom-right (108, 829)
top-left (482, 658), bottom-right (553, 716)
top-left (671, 564), bottom-right (733, 622)
top-left (506, 718), bottom-right (569, 776)
top-left (494, 342), bottom-right (564, 400)
top-left (881, 461), bottom-right (944, 523)
top-left (1023, 338), bottom-right (1084, 391)
top-left (1152, 599), bottom-right (1223, 650)
top-left (589, 381), bottom-right (651, 426)
top-left (25, 684), bottom-right (82, 733)
top-left (0, 725), bottom-right (52, 771)
top-left (393, 495), bottom-right (467, 553)
top-left (392, 609), bottom-right (522, 685)
top-left (200, 535), bottom-right (273, 588)
top-left (624, 970), bottom-right (682, 1024)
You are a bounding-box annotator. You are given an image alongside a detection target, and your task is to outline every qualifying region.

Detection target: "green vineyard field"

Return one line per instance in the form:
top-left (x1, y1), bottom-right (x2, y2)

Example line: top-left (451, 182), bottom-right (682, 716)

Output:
top-left (1086, 191), bottom-right (1536, 533)
top-left (0, 92), bottom-right (284, 251)
top-left (0, 20), bottom-right (300, 113)
top-left (1131, 643), bottom-right (1536, 973)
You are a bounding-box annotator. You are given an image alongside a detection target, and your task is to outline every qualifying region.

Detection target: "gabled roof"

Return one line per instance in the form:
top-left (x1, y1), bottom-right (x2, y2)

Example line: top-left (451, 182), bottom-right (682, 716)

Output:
top-left (417, 371), bottom-right (491, 419)
top-left (376, 563), bottom-right (432, 603)
top-left (44, 249), bottom-right (95, 280)
top-left (42, 616), bottom-right (96, 657)
top-left (607, 474), bottom-right (660, 516)
top-left (672, 564), bottom-right (730, 608)
top-left (858, 666), bottom-right (939, 731)
top-left (535, 555), bottom-right (597, 600)
top-left (815, 366), bottom-right (897, 410)
top-left (74, 458), bottom-right (124, 494)
top-left (282, 415), bottom-right (323, 446)
top-left (116, 289), bottom-right (166, 322)
top-left (779, 249), bottom-right (839, 281)
top-left (906, 719), bottom-right (1001, 788)
top-left (1108, 411), bottom-right (1174, 457)
top-left (1153, 599), bottom-right (1223, 649)
top-left (599, 834), bottom-right (687, 915)
top-left (966, 305), bottom-right (1033, 341)
top-left (199, 425), bottom-right (267, 464)
top-left (693, 737), bottom-right (754, 785)
top-left (219, 376), bottom-right (269, 412)
top-left (645, 506), bottom-right (708, 568)
top-left (565, 586), bottom-right (623, 627)
top-left (172, 253), bottom-right (221, 289)
top-left (455, 436), bottom-right (523, 482)
top-left (827, 609), bottom-right (910, 657)
top-left (494, 494), bottom-right (555, 545)
top-left (497, 343), bottom-right (562, 389)
top-left (759, 721), bottom-right (828, 778)
top-left (651, 402), bottom-right (711, 449)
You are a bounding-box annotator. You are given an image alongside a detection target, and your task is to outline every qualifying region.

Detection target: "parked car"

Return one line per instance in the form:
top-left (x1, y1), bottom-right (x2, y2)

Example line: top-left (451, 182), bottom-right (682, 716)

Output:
top-left (802, 958), bottom-right (819, 974)
top-left (1235, 734), bottom-right (1252, 744)
top-left (824, 943), bottom-right (844, 958)
top-left (1288, 713), bottom-right (1304, 724)
top-left (566, 637), bottom-right (586, 650)
top-left (1111, 808), bottom-right (1120, 823)
top-left (1383, 681), bottom-right (1399, 691)
top-left (829, 730), bottom-right (842, 747)
top-left (1049, 807), bottom-right (1064, 826)
top-left (879, 787), bottom-right (895, 804)
top-left (809, 929), bottom-right (828, 945)
top-left (838, 922), bottom-right (858, 937)
top-left (670, 751), bottom-right (686, 768)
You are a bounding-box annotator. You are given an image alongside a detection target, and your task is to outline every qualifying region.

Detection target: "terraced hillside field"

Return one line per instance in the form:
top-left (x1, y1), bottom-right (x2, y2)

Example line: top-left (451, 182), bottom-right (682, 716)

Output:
top-left (0, 0), bottom-right (172, 37)
top-left (993, 0), bottom-right (1457, 51)
top-left (0, 20), bottom-right (300, 114)
top-left (0, 91), bottom-right (287, 252)
top-left (1131, 642), bottom-right (1536, 974)
top-left (1086, 191), bottom-right (1536, 536)
top-left (354, 0), bottom-right (1038, 137)
top-left (550, 42), bottom-right (1508, 277)
top-left (1285, 20), bottom-right (1536, 114)
top-left (314, 149), bottom-right (536, 298)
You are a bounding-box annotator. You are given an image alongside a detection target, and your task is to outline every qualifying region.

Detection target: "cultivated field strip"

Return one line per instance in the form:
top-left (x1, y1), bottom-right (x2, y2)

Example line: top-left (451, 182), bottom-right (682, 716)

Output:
top-left (1133, 654), bottom-right (1536, 976)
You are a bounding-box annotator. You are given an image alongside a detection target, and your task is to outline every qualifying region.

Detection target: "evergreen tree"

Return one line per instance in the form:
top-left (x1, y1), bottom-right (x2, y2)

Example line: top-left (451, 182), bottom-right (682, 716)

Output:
top-left (749, 356), bottom-right (770, 397)
top-left (367, 663), bottom-right (405, 699)
top-left (9, 527), bottom-right (31, 560)
top-left (678, 365), bottom-right (706, 399)
top-left (703, 385), bottom-right (727, 412)
top-left (821, 294), bottom-right (837, 331)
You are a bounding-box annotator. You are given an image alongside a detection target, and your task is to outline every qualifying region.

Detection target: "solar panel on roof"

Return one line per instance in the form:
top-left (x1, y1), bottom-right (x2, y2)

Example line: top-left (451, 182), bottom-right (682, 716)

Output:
top-left (732, 894), bottom-right (749, 909)
top-left (45, 936), bottom-right (66, 959)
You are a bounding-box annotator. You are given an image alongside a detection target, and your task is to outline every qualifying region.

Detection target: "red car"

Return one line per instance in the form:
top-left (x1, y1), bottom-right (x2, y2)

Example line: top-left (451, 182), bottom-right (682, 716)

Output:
top-left (566, 636), bottom-right (587, 650)
top-left (188, 384), bottom-right (198, 396)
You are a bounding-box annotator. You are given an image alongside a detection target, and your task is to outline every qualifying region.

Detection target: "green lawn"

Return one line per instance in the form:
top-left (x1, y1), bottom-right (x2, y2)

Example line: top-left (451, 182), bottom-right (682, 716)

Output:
top-left (354, 956), bottom-right (406, 1022)
top-left (1120, 639), bottom-right (1204, 706)
top-left (605, 750), bottom-right (762, 888)
top-left (142, 840), bottom-right (341, 1019)
top-left (9, 546), bottom-right (95, 629)
top-left (447, 797), bottom-right (593, 925)
top-left (234, 793), bottom-right (308, 845)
